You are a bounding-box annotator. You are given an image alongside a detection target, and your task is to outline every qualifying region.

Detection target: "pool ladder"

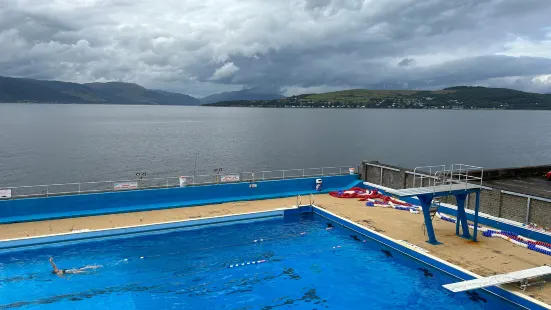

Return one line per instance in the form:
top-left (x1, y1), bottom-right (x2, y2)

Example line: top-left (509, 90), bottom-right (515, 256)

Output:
top-left (295, 194), bottom-right (315, 207)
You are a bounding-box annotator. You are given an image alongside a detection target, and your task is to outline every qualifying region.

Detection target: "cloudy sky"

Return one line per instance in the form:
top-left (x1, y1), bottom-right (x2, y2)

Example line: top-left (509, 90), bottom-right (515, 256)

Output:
top-left (1, 0), bottom-right (551, 97)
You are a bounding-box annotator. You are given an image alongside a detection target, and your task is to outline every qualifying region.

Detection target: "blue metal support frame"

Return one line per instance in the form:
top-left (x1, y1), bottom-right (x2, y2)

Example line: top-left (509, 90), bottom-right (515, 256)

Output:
top-left (418, 194), bottom-right (441, 245)
top-left (473, 190), bottom-right (481, 242)
top-left (454, 193), bottom-right (472, 239)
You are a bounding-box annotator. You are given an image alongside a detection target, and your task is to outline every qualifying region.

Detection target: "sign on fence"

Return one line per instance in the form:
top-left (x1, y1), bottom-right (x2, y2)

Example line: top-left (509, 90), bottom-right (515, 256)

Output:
top-left (179, 176), bottom-right (187, 187)
top-left (114, 182), bottom-right (138, 191)
top-left (221, 174), bottom-right (240, 183)
top-left (0, 189), bottom-right (11, 199)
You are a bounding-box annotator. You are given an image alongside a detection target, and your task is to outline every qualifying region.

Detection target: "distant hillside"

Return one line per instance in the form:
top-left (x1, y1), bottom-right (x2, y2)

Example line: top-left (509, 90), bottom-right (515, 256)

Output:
top-left (85, 82), bottom-right (199, 105)
top-left (200, 89), bottom-right (284, 104)
top-left (204, 86), bottom-right (551, 110)
top-left (0, 76), bottom-right (200, 106)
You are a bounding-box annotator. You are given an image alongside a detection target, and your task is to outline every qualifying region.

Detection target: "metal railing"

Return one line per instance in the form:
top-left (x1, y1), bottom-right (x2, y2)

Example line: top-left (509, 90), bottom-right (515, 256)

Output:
top-left (411, 164), bottom-right (484, 192)
top-left (0, 165), bottom-right (359, 199)
top-left (363, 162), bottom-right (401, 185)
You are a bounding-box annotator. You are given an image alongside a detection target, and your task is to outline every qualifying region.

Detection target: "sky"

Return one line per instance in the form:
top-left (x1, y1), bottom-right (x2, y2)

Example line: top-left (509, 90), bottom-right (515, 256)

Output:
top-left (1, 0), bottom-right (551, 97)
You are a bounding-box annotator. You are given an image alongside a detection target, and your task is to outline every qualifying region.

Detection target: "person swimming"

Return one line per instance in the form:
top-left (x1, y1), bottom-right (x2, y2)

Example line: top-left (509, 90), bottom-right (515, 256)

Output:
top-left (351, 235), bottom-right (361, 241)
top-left (326, 223), bottom-right (334, 230)
top-left (49, 257), bottom-right (101, 278)
top-left (381, 249), bottom-right (393, 257)
top-left (418, 267), bottom-right (433, 278)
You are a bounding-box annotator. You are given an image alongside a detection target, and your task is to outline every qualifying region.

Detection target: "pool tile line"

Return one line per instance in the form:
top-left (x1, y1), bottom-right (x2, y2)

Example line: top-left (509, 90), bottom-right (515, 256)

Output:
top-left (312, 206), bottom-right (551, 310)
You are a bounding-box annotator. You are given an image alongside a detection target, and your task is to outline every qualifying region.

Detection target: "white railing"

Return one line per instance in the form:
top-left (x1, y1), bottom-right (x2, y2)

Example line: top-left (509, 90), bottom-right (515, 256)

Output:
top-left (411, 164), bottom-right (484, 192)
top-left (0, 165), bottom-right (359, 199)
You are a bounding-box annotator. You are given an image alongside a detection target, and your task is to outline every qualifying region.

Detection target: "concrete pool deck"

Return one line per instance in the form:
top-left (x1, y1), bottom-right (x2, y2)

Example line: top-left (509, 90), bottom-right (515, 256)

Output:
top-left (1, 194), bottom-right (550, 306)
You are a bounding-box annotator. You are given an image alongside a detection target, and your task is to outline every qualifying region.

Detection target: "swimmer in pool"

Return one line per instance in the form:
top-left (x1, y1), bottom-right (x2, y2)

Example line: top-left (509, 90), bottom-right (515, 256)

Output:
top-left (326, 223), bottom-right (334, 230)
top-left (49, 257), bottom-right (101, 278)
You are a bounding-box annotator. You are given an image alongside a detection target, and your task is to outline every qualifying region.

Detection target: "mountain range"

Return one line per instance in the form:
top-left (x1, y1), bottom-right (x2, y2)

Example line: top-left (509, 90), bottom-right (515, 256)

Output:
top-left (0, 76), bottom-right (283, 105)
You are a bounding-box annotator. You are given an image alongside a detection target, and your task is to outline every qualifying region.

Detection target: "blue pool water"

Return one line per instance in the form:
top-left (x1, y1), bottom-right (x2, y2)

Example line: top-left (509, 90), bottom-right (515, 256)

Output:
top-left (0, 213), bottom-right (523, 309)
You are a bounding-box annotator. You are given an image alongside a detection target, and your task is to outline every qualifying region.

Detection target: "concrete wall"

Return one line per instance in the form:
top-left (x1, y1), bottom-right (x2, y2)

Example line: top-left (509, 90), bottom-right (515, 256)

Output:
top-left (0, 175), bottom-right (361, 224)
top-left (475, 165), bottom-right (551, 181)
top-left (361, 161), bottom-right (551, 228)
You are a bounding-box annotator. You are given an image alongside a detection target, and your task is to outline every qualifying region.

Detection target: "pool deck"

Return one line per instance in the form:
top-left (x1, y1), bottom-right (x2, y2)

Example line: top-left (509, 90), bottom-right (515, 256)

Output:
top-left (1, 194), bottom-right (550, 306)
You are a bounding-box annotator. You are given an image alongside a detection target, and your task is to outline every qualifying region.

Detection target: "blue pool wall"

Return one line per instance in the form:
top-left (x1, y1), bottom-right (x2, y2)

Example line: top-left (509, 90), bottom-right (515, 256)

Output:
top-left (361, 183), bottom-right (551, 246)
top-left (0, 175), bottom-right (361, 224)
top-left (313, 207), bottom-right (547, 310)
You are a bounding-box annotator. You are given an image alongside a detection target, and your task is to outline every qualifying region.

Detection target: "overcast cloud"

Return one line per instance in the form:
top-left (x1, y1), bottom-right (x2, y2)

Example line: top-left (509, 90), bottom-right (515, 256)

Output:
top-left (1, 0), bottom-right (551, 97)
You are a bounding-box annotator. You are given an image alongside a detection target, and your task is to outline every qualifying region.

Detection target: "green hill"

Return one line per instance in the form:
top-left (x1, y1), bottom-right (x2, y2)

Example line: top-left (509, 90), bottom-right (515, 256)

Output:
top-left (204, 86), bottom-right (551, 110)
top-left (0, 76), bottom-right (200, 106)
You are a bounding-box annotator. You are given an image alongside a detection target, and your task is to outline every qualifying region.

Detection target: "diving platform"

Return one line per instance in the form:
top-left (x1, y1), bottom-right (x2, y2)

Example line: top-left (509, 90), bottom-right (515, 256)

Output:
top-left (388, 183), bottom-right (483, 198)
top-left (443, 266), bottom-right (551, 292)
top-left (390, 164), bottom-right (484, 245)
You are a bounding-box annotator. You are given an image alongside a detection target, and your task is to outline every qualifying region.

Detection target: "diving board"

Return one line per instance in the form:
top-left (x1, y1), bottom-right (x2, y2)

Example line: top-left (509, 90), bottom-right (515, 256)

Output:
top-left (387, 183), bottom-right (482, 198)
top-left (388, 164), bottom-right (485, 245)
top-left (443, 266), bottom-right (551, 292)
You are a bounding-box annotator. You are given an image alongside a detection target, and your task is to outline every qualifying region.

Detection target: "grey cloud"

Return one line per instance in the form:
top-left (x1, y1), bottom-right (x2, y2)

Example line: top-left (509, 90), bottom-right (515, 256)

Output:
top-left (1, 0), bottom-right (551, 97)
top-left (398, 58), bottom-right (415, 67)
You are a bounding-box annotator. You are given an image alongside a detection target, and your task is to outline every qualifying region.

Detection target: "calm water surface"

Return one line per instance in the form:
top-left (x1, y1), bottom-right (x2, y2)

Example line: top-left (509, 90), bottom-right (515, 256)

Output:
top-left (0, 104), bottom-right (550, 186)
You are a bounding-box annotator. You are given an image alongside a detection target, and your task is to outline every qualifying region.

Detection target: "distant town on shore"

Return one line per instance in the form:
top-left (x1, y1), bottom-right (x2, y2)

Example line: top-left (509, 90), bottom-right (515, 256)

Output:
top-left (1, 76), bottom-right (551, 110)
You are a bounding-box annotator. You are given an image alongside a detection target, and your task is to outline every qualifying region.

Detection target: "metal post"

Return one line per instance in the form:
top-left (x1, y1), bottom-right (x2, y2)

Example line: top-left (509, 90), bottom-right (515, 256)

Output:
top-left (166, 178), bottom-right (169, 188)
top-left (526, 197), bottom-right (531, 224)
top-left (379, 167), bottom-right (383, 185)
top-left (473, 190), bottom-right (481, 242)
top-left (46, 186), bottom-right (49, 197)
top-left (418, 194), bottom-right (440, 245)
top-left (454, 193), bottom-right (471, 239)
top-left (262, 171), bottom-right (265, 180)
top-left (283, 170), bottom-right (285, 179)
top-left (302, 169), bottom-right (305, 177)
top-left (322, 168), bottom-right (324, 176)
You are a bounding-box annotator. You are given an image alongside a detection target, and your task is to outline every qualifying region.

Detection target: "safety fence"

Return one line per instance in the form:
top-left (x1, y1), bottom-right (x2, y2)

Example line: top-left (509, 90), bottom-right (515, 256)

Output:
top-left (0, 166), bottom-right (359, 199)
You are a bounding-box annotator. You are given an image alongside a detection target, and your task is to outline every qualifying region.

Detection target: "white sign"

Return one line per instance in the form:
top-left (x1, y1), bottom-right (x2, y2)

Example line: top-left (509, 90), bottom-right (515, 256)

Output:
top-left (179, 176), bottom-right (187, 187)
top-left (221, 174), bottom-right (240, 182)
top-left (0, 189), bottom-right (12, 199)
top-left (114, 182), bottom-right (138, 191)
top-left (249, 184), bottom-right (257, 188)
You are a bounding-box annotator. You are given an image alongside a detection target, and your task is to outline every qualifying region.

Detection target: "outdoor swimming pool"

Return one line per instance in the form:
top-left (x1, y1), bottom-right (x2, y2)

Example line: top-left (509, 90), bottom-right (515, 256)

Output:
top-left (0, 212), bottom-right (524, 309)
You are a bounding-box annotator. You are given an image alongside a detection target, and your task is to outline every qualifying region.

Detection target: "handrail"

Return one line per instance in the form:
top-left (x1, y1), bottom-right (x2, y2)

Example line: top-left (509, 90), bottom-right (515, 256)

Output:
top-left (0, 165), bottom-right (359, 200)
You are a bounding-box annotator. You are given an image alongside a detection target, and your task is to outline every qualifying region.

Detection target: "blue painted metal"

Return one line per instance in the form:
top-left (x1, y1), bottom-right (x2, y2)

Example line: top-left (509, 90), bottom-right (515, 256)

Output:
top-left (362, 183), bottom-right (485, 244)
top-left (455, 193), bottom-right (472, 239)
top-left (473, 191), bottom-right (481, 242)
top-left (0, 175), bottom-right (360, 224)
top-left (418, 194), bottom-right (441, 245)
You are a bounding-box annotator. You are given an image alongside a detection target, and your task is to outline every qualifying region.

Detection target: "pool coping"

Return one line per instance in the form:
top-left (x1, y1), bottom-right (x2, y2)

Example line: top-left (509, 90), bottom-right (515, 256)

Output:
top-left (312, 206), bottom-right (551, 310)
top-left (1, 203), bottom-right (549, 309)
top-left (0, 207), bottom-right (293, 251)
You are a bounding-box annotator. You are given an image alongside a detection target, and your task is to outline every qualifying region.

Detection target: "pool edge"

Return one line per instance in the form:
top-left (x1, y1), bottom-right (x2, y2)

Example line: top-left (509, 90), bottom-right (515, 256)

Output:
top-left (312, 205), bottom-right (551, 310)
top-left (0, 208), bottom-right (294, 251)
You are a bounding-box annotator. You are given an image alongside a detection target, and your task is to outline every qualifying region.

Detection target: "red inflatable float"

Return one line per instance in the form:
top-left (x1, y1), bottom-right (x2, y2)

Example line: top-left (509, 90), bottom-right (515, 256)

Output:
top-left (329, 188), bottom-right (412, 206)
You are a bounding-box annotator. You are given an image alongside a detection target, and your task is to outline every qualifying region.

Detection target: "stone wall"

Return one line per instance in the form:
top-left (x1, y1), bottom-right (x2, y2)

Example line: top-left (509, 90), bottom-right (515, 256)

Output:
top-left (361, 161), bottom-right (551, 228)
